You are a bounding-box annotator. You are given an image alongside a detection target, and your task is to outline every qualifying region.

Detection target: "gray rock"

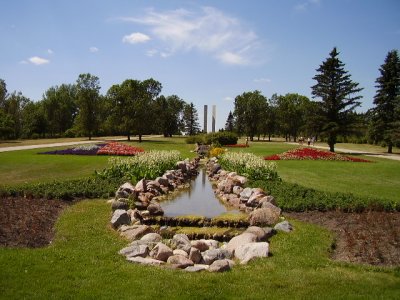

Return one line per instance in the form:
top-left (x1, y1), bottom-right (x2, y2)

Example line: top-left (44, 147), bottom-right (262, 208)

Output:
top-left (274, 220), bottom-right (293, 232)
top-left (263, 227), bottom-right (277, 239)
top-left (147, 201), bottom-right (164, 216)
top-left (184, 264), bottom-right (209, 272)
top-left (190, 240), bottom-right (209, 252)
top-left (176, 161), bottom-right (187, 172)
top-left (127, 256), bottom-right (164, 265)
top-left (235, 242), bottom-right (269, 264)
top-left (259, 195), bottom-right (277, 206)
top-left (125, 244), bottom-right (149, 258)
top-left (167, 255), bottom-right (194, 269)
top-left (149, 242), bottom-right (173, 262)
top-left (119, 243), bottom-right (147, 256)
top-left (261, 202), bottom-right (281, 216)
top-left (171, 234), bottom-right (191, 253)
top-left (232, 186), bottom-right (244, 195)
top-left (233, 175), bottom-right (247, 185)
top-left (208, 259), bottom-right (231, 272)
top-left (116, 182), bottom-right (136, 198)
top-left (239, 187), bottom-right (253, 201)
top-left (135, 179), bottom-right (148, 192)
top-left (173, 249), bottom-right (189, 258)
top-left (120, 225), bottom-right (154, 241)
top-left (248, 207), bottom-right (280, 226)
top-left (247, 193), bottom-right (265, 207)
top-left (140, 233), bottom-right (162, 243)
top-left (155, 176), bottom-right (169, 187)
top-left (111, 199), bottom-right (130, 211)
top-left (111, 209), bottom-right (131, 229)
top-left (189, 247), bottom-right (202, 264)
top-left (201, 239), bottom-right (219, 250)
top-left (226, 232), bottom-right (258, 254)
top-left (211, 163), bottom-right (221, 175)
top-left (202, 249), bottom-right (232, 265)
top-left (244, 226), bottom-right (269, 241)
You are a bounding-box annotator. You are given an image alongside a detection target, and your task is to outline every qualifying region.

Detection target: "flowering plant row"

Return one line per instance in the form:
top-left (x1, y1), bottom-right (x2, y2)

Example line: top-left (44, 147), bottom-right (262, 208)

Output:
top-left (96, 150), bottom-right (182, 181)
top-left (218, 152), bottom-right (280, 181)
top-left (39, 142), bottom-right (144, 156)
top-left (224, 144), bottom-right (249, 148)
top-left (264, 147), bottom-right (371, 162)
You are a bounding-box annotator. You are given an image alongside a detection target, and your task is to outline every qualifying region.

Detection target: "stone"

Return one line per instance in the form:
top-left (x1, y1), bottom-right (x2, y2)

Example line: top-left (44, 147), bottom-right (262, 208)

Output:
top-left (211, 163), bottom-right (221, 175)
top-left (111, 199), bottom-right (130, 211)
top-left (171, 234), bottom-right (191, 253)
top-left (147, 201), bottom-right (164, 216)
top-left (189, 247), bottom-right (202, 264)
top-left (209, 259), bottom-right (231, 272)
top-left (135, 179), bottom-right (148, 192)
top-left (259, 195), bottom-right (277, 206)
top-left (226, 232), bottom-right (258, 254)
top-left (155, 176), bottom-right (169, 187)
top-left (184, 264), bottom-right (209, 272)
top-left (176, 161), bottom-right (187, 172)
top-left (239, 187), bottom-right (253, 202)
top-left (246, 193), bottom-right (265, 207)
top-left (201, 239), bottom-right (219, 250)
top-left (134, 201), bottom-right (148, 210)
top-left (261, 202), bottom-right (281, 216)
top-left (110, 209), bottom-right (131, 229)
top-left (127, 256), bottom-right (164, 266)
top-left (235, 242), bottom-right (269, 264)
top-left (167, 255), bottom-right (194, 269)
top-left (149, 242), bottom-right (173, 262)
top-left (244, 226), bottom-right (269, 241)
top-left (248, 207), bottom-right (280, 226)
top-left (120, 225), bottom-right (154, 241)
top-left (263, 227), bottom-right (277, 239)
top-left (173, 249), bottom-right (189, 258)
top-left (190, 240), bottom-right (209, 252)
top-left (274, 221), bottom-right (293, 232)
top-left (202, 249), bottom-right (232, 265)
top-left (232, 186), bottom-right (244, 195)
top-left (140, 233), bottom-right (162, 243)
top-left (125, 244), bottom-right (149, 258)
top-left (233, 175), bottom-right (247, 185)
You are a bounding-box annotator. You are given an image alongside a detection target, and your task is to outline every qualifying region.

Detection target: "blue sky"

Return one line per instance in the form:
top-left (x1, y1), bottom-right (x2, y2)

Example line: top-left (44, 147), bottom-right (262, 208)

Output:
top-left (1, 0), bottom-right (399, 130)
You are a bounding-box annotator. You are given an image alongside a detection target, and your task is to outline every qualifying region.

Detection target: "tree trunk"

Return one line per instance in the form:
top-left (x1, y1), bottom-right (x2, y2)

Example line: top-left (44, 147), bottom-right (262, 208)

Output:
top-left (268, 133), bottom-right (271, 142)
top-left (329, 142), bottom-right (335, 152)
top-left (139, 134), bottom-right (142, 143)
top-left (127, 134), bottom-right (131, 141)
top-left (388, 143), bottom-right (393, 154)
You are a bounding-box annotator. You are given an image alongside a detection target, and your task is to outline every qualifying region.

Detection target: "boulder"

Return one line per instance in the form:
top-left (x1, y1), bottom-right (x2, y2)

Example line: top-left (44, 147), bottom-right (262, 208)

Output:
top-left (244, 226), bottom-right (269, 241)
top-left (111, 209), bottom-right (131, 229)
top-left (235, 242), bottom-right (269, 264)
top-left (233, 175), bottom-right (247, 186)
top-left (226, 232), bottom-right (258, 254)
top-left (173, 249), bottom-right (189, 258)
top-left (190, 240), bottom-right (209, 252)
top-left (171, 234), bottom-right (191, 253)
top-left (127, 256), bottom-right (164, 266)
top-left (125, 244), bottom-right (149, 258)
top-left (135, 179), bottom-right (148, 192)
top-left (167, 255), bottom-right (194, 269)
top-left (111, 199), bottom-right (130, 211)
top-left (232, 186), bottom-right (244, 195)
top-left (274, 221), bottom-right (293, 232)
top-left (208, 259), bottom-right (231, 272)
top-left (239, 187), bottom-right (253, 202)
top-left (120, 225), bottom-right (154, 241)
top-left (149, 242), bottom-right (173, 262)
top-left (184, 264), bottom-right (209, 272)
top-left (140, 233), bottom-right (162, 243)
top-left (155, 176), bottom-right (169, 187)
top-left (176, 161), bottom-right (187, 172)
top-left (189, 247), bottom-right (202, 264)
top-left (248, 207), bottom-right (280, 226)
top-left (211, 163), bottom-right (221, 175)
top-left (147, 201), bottom-right (164, 216)
top-left (259, 195), bottom-right (277, 206)
top-left (246, 193), bottom-right (265, 207)
top-left (116, 182), bottom-right (136, 198)
top-left (202, 249), bottom-right (232, 265)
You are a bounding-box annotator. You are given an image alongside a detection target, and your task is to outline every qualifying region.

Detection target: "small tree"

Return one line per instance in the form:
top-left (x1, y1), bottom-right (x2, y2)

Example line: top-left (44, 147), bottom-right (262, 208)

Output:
top-left (182, 102), bottom-right (200, 136)
top-left (370, 50), bottom-right (400, 153)
top-left (224, 111), bottom-right (234, 132)
top-left (311, 47), bottom-right (363, 152)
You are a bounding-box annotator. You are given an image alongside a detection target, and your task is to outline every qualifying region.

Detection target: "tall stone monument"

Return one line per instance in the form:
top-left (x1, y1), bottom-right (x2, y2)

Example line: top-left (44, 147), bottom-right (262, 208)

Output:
top-left (212, 105), bottom-right (216, 133)
top-left (203, 105), bottom-right (208, 133)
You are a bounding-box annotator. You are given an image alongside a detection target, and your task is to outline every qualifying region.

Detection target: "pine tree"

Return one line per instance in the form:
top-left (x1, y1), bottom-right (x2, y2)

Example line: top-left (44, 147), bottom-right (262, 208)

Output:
top-left (224, 111), bottom-right (234, 132)
top-left (370, 50), bottom-right (400, 153)
top-left (311, 47), bottom-right (363, 152)
top-left (182, 102), bottom-right (200, 136)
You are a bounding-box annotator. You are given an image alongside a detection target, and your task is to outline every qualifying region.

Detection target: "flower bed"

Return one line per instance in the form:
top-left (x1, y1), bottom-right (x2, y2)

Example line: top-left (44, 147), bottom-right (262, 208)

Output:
top-left (225, 144), bottom-right (249, 148)
top-left (96, 142), bottom-right (144, 156)
top-left (39, 144), bottom-right (107, 155)
top-left (264, 147), bottom-right (371, 162)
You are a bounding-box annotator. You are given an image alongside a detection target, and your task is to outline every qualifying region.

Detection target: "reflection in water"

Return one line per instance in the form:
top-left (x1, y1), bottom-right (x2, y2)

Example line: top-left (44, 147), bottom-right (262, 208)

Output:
top-left (160, 168), bottom-right (240, 218)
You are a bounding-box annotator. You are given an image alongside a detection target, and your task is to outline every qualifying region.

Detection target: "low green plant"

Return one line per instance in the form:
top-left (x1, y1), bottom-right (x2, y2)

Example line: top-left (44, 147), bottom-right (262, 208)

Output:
top-left (219, 151), bottom-right (280, 181)
top-left (96, 150), bottom-right (182, 181)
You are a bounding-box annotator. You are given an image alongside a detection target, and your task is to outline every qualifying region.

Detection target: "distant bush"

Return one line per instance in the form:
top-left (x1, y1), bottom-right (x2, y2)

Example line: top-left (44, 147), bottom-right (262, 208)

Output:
top-left (251, 180), bottom-right (400, 212)
top-left (186, 132), bottom-right (238, 146)
top-left (185, 135), bottom-right (205, 144)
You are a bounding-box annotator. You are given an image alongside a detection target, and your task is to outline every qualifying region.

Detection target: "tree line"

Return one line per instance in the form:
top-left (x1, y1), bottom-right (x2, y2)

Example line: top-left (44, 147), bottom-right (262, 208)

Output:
top-left (227, 48), bottom-right (400, 153)
top-left (0, 74), bottom-right (200, 142)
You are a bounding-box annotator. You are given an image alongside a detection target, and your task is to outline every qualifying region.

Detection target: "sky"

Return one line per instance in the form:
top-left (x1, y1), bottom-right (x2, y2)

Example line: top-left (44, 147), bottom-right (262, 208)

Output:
top-left (1, 0), bottom-right (399, 131)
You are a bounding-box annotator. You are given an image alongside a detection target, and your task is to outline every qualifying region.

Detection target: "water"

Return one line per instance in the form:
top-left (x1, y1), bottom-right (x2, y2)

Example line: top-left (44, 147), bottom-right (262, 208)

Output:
top-left (160, 168), bottom-right (240, 218)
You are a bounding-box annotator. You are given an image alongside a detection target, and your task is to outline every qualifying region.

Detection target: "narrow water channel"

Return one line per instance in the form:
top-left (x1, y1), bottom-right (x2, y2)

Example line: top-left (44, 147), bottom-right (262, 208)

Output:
top-left (160, 168), bottom-right (240, 218)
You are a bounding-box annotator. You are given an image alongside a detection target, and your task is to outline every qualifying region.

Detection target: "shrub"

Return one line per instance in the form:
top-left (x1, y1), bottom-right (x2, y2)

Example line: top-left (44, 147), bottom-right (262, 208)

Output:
top-left (185, 135), bottom-right (205, 144)
top-left (204, 132), bottom-right (238, 146)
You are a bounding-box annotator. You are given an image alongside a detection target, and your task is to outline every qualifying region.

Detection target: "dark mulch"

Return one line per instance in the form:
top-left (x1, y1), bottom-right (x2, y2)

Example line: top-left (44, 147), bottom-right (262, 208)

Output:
top-left (286, 211), bottom-right (400, 266)
top-left (0, 197), bottom-right (69, 248)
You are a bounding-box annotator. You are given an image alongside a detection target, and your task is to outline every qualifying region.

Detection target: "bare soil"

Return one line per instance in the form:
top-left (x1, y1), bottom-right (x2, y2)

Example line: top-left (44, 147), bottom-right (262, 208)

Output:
top-left (1, 198), bottom-right (399, 267)
top-left (0, 197), bottom-right (69, 248)
top-left (286, 211), bottom-right (400, 266)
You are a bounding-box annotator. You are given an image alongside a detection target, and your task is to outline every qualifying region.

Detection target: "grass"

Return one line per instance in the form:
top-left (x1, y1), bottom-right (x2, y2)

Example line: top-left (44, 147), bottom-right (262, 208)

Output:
top-left (0, 200), bottom-right (399, 299)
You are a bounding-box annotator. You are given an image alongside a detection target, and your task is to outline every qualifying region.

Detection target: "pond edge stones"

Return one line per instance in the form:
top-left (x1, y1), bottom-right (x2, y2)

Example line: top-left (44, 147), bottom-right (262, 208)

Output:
top-left (110, 157), bottom-right (293, 272)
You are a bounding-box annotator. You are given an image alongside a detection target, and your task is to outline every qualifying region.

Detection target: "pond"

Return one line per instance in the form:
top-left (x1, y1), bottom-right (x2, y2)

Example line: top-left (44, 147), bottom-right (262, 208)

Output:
top-left (160, 168), bottom-right (240, 218)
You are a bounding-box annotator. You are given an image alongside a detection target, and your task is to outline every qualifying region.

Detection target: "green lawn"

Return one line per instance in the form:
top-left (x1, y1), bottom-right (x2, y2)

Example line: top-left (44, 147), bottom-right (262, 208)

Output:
top-left (0, 200), bottom-right (398, 299)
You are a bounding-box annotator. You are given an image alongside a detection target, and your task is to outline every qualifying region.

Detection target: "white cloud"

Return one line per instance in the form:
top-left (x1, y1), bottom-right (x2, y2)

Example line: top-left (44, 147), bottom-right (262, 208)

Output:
top-left (254, 77), bottom-right (271, 83)
top-left (122, 32), bottom-right (151, 44)
top-left (146, 49), bottom-right (158, 57)
top-left (47, 49), bottom-right (54, 54)
top-left (19, 60), bottom-right (28, 64)
top-left (119, 7), bottom-right (262, 65)
top-left (223, 96), bottom-right (233, 101)
top-left (28, 56), bottom-right (50, 65)
top-left (89, 46), bottom-right (99, 53)
top-left (294, 0), bottom-right (321, 11)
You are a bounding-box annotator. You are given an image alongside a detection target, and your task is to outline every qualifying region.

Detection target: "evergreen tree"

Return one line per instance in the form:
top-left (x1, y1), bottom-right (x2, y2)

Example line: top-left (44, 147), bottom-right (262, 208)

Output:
top-left (311, 47), bottom-right (363, 152)
top-left (370, 50), bottom-right (400, 153)
top-left (224, 111), bottom-right (234, 132)
top-left (182, 102), bottom-right (200, 135)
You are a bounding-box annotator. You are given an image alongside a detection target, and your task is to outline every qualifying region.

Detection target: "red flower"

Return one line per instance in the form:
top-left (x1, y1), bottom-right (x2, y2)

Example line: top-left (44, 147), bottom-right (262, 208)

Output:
top-left (225, 144), bottom-right (249, 148)
top-left (96, 142), bottom-right (144, 156)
